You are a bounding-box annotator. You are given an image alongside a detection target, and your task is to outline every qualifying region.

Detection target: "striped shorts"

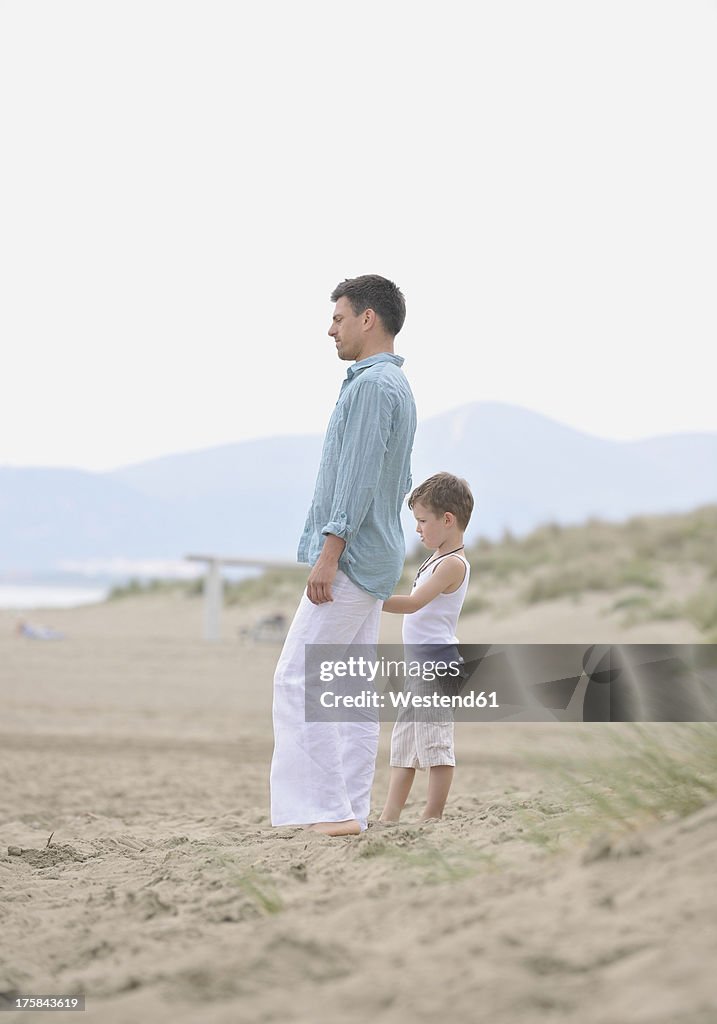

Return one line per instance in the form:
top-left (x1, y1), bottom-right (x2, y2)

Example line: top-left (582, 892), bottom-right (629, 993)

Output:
top-left (389, 677), bottom-right (455, 769)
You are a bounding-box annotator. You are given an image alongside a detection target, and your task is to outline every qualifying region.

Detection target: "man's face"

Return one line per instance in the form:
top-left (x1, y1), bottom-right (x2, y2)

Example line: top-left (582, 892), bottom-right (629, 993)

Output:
top-left (328, 296), bottom-right (366, 361)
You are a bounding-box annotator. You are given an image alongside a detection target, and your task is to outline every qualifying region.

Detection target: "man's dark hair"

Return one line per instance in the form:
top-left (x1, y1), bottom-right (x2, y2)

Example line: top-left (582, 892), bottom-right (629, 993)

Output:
top-left (330, 275), bottom-right (406, 337)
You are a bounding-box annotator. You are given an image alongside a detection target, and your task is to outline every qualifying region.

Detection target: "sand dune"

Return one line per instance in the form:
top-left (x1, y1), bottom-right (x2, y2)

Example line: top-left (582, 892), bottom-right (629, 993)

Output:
top-left (1, 594), bottom-right (715, 1022)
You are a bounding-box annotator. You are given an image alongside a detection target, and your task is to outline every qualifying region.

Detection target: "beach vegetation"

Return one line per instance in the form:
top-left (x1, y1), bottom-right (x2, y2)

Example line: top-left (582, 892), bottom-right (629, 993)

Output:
top-left (460, 503), bottom-right (716, 634)
top-left (209, 854), bottom-right (284, 914)
top-left (683, 586), bottom-right (717, 640)
top-left (223, 568), bottom-right (307, 607)
top-left (461, 594), bottom-right (492, 615)
top-left (107, 578), bottom-right (193, 600)
top-left (519, 724), bottom-right (717, 852)
top-left (234, 870), bottom-right (283, 914)
top-left (358, 831), bottom-right (497, 882)
top-left (101, 505), bottom-right (716, 638)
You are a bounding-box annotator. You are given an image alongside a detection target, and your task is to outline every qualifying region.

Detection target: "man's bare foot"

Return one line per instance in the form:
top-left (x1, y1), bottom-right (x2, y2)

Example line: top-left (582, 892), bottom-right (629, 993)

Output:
top-left (307, 820), bottom-right (361, 836)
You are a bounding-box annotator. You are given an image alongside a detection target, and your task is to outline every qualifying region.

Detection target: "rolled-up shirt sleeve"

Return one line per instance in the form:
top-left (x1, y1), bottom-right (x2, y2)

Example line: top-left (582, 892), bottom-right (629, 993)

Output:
top-left (322, 380), bottom-right (393, 543)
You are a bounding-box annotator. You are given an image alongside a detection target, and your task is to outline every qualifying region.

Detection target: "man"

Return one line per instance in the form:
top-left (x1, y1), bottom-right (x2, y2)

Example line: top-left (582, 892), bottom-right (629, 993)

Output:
top-left (270, 274), bottom-right (416, 835)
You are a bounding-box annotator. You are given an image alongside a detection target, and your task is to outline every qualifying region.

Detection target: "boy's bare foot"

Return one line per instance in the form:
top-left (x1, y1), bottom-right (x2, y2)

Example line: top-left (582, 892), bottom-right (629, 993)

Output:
top-left (307, 820), bottom-right (361, 836)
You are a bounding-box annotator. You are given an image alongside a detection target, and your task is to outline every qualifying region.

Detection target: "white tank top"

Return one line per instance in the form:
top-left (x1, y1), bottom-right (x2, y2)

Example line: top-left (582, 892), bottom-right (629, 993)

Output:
top-left (402, 552), bottom-right (471, 646)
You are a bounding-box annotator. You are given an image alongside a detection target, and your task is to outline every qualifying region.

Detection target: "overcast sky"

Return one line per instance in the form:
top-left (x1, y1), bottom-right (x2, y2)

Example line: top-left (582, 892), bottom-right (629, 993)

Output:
top-left (1, 1), bottom-right (715, 472)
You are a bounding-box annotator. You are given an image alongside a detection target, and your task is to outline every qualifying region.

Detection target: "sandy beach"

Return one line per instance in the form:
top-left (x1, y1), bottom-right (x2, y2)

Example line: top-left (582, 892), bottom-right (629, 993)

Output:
top-left (1, 585), bottom-right (715, 1023)
top-left (3, 0), bottom-right (716, 1016)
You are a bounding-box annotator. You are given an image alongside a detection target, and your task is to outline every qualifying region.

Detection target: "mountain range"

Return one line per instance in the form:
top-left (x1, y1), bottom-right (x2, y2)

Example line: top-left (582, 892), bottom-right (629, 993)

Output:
top-left (2, 402), bottom-right (716, 575)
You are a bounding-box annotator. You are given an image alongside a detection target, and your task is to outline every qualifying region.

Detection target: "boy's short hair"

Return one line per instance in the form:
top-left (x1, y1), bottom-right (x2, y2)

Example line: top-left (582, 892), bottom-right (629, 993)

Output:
top-left (330, 275), bottom-right (406, 337)
top-left (409, 472), bottom-right (474, 530)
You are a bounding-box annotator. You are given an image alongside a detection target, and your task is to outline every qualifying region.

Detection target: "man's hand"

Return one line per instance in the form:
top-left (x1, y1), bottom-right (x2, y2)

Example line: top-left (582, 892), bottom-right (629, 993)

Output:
top-left (306, 534), bottom-right (346, 605)
top-left (306, 558), bottom-right (337, 605)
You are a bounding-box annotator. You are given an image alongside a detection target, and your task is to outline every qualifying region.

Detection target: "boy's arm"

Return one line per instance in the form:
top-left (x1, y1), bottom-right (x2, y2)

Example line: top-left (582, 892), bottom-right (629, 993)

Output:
top-left (383, 557), bottom-right (465, 614)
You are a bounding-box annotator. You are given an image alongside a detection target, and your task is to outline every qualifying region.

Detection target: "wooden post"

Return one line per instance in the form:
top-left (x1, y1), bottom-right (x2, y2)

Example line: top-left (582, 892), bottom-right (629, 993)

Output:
top-left (185, 554), bottom-right (298, 640)
top-left (203, 559), bottom-right (223, 641)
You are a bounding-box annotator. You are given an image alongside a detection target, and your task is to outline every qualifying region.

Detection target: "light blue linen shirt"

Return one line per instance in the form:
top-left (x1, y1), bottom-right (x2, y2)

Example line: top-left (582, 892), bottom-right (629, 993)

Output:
top-left (297, 352), bottom-right (416, 600)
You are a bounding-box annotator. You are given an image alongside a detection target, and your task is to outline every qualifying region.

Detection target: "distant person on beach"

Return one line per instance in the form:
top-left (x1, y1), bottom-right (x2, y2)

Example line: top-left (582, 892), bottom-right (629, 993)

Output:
top-left (270, 275), bottom-right (416, 836)
top-left (16, 619), bottom-right (65, 640)
top-left (380, 473), bottom-right (473, 823)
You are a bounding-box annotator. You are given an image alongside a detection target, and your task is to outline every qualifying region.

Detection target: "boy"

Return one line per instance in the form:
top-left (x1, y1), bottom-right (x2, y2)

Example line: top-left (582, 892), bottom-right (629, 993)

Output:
top-left (380, 472), bottom-right (474, 823)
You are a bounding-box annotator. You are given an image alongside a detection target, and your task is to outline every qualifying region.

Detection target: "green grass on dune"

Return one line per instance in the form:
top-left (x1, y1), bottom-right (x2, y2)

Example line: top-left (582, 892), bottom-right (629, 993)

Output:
top-left (519, 724), bottom-right (717, 852)
top-left (105, 505), bottom-right (717, 636)
top-left (461, 504), bottom-right (716, 633)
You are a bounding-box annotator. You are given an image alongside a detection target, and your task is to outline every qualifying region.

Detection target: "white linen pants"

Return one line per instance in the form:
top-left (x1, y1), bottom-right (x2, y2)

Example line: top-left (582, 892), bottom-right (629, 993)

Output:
top-left (270, 570), bottom-right (381, 831)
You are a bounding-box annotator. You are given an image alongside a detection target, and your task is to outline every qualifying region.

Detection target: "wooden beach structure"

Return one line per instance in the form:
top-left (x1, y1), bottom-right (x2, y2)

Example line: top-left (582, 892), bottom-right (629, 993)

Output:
top-left (185, 554), bottom-right (297, 640)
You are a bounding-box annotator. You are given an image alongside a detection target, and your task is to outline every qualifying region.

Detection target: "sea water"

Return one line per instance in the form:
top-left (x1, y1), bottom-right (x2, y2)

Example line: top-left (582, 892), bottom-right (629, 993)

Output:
top-left (0, 585), bottom-right (108, 609)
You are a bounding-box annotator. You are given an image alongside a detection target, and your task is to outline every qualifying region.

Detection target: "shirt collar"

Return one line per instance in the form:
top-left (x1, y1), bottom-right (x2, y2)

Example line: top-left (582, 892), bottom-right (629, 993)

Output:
top-left (346, 352), bottom-right (405, 380)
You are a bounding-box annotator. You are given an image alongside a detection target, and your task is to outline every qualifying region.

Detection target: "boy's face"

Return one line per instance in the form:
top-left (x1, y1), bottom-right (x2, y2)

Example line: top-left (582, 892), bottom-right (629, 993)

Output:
top-left (412, 501), bottom-right (451, 549)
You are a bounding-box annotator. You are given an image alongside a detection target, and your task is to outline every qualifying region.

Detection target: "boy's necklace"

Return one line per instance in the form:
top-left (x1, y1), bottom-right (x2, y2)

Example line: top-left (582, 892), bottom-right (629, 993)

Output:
top-left (414, 545), bottom-right (465, 586)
